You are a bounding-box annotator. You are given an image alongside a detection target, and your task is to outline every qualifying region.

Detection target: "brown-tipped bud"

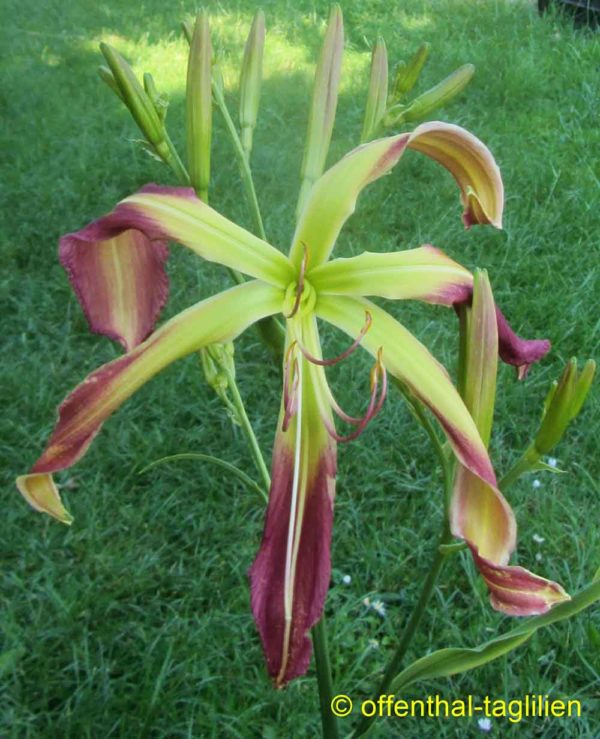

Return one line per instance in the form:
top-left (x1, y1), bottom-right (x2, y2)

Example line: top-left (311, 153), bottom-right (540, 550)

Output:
top-left (186, 11), bottom-right (213, 201)
top-left (400, 63), bottom-right (474, 123)
top-left (143, 72), bottom-right (169, 123)
top-left (392, 42), bottom-right (430, 99)
top-left (297, 4), bottom-right (344, 218)
top-left (100, 43), bottom-right (166, 152)
top-left (239, 9), bottom-right (266, 157)
top-left (98, 65), bottom-right (124, 101)
top-left (361, 36), bottom-right (388, 143)
top-left (535, 358), bottom-right (595, 455)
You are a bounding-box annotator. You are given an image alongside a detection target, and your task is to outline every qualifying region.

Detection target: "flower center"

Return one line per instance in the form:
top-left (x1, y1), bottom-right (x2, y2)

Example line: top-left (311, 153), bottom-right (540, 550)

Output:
top-left (283, 278), bottom-right (316, 318)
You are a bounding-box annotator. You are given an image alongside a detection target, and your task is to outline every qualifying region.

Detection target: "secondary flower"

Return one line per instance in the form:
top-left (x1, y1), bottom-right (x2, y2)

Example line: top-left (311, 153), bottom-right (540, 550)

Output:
top-left (16, 121), bottom-right (544, 686)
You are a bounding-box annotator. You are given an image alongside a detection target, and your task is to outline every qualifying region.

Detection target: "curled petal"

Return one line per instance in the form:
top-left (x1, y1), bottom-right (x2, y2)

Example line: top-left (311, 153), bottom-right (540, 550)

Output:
top-left (16, 281), bottom-right (284, 522)
top-left (495, 305), bottom-right (551, 380)
top-left (290, 121), bottom-right (503, 269)
top-left (451, 272), bottom-right (568, 615)
top-left (60, 225), bottom-right (169, 351)
top-left (453, 469), bottom-right (569, 615)
top-left (250, 318), bottom-right (336, 686)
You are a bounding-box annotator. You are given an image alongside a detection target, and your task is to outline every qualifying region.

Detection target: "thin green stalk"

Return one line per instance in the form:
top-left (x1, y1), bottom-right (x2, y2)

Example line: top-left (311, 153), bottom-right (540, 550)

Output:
top-left (351, 534), bottom-right (452, 739)
top-left (222, 363), bottom-right (271, 493)
top-left (212, 83), bottom-right (266, 240)
top-left (163, 131), bottom-right (191, 185)
top-left (351, 386), bottom-right (455, 738)
top-left (212, 81), bottom-right (285, 355)
top-left (499, 446), bottom-right (539, 490)
top-left (312, 615), bottom-right (339, 739)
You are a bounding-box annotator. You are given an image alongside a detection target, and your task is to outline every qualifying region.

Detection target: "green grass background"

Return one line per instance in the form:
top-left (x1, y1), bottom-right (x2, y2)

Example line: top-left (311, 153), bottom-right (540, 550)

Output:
top-left (1, 0), bottom-right (599, 736)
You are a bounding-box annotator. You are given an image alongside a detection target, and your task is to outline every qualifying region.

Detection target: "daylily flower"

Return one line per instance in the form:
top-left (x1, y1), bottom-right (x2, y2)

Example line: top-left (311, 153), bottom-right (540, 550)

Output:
top-left (16, 121), bottom-right (543, 686)
top-left (450, 271), bottom-right (569, 616)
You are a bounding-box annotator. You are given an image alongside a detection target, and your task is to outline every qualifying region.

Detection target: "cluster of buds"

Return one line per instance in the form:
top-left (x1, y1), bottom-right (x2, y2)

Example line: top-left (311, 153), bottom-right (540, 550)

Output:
top-left (362, 40), bottom-right (475, 142)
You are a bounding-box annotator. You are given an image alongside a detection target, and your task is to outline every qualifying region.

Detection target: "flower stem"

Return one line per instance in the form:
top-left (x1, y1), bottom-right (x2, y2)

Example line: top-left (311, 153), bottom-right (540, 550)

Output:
top-left (351, 384), bottom-right (454, 738)
top-left (312, 615), bottom-right (339, 739)
top-left (499, 446), bottom-right (539, 490)
top-left (212, 81), bottom-right (285, 355)
top-left (212, 82), bottom-right (266, 240)
top-left (222, 364), bottom-right (272, 494)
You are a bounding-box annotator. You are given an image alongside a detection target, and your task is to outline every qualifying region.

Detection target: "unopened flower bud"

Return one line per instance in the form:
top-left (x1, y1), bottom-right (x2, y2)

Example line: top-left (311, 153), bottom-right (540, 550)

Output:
top-left (144, 72), bottom-right (169, 123)
top-left (100, 43), bottom-right (167, 155)
top-left (98, 65), bottom-right (124, 101)
top-left (239, 9), bottom-right (266, 157)
top-left (401, 64), bottom-right (474, 123)
top-left (186, 10), bottom-right (213, 202)
top-left (361, 36), bottom-right (388, 143)
top-left (392, 42), bottom-right (430, 100)
top-left (297, 4), bottom-right (344, 218)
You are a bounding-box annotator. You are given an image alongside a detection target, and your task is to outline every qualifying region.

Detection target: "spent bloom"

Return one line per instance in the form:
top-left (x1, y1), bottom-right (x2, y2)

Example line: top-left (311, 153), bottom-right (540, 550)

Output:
top-left (17, 121), bottom-right (550, 685)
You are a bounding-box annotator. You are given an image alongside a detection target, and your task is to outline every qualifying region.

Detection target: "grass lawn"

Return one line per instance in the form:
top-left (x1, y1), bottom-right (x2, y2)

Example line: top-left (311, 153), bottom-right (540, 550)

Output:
top-left (1, 0), bottom-right (599, 736)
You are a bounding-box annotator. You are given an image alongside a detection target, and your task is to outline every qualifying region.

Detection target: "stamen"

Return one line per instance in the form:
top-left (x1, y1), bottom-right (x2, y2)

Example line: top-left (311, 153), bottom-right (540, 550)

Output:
top-left (297, 311), bottom-right (372, 367)
top-left (285, 243), bottom-right (309, 319)
top-left (325, 347), bottom-right (387, 443)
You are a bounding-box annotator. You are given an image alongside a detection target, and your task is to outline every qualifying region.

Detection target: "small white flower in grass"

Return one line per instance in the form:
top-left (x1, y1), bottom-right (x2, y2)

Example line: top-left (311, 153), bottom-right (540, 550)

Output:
top-left (362, 597), bottom-right (371, 608)
top-left (368, 638), bottom-right (379, 650)
top-left (477, 717), bottom-right (492, 732)
top-left (547, 457), bottom-right (558, 468)
top-left (532, 479), bottom-right (541, 489)
top-left (532, 534), bottom-right (545, 545)
top-left (342, 574), bottom-right (352, 585)
top-left (536, 553), bottom-right (544, 563)
top-left (371, 599), bottom-right (386, 617)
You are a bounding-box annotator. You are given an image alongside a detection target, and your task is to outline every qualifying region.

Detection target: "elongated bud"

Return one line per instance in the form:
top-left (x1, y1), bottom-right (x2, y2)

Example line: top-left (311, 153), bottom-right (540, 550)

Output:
top-left (361, 36), bottom-right (388, 143)
top-left (100, 43), bottom-right (166, 153)
top-left (297, 4), bottom-right (344, 218)
top-left (98, 65), bottom-right (124, 101)
top-left (400, 64), bottom-right (474, 123)
top-left (186, 11), bottom-right (213, 202)
top-left (459, 270), bottom-right (497, 445)
top-left (392, 42), bottom-right (430, 99)
top-left (535, 359), bottom-right (595, 454)
top-left (144, 72), bottom-right (168, 123)
top-left (239, 9), bottom-right (266, 157)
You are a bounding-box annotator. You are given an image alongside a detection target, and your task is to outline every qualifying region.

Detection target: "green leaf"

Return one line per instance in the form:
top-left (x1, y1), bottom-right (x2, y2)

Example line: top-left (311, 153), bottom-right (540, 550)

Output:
top-left (390, 579), bottom-right (600, 692)
top-left (139, 452), bottom-right (267, 502)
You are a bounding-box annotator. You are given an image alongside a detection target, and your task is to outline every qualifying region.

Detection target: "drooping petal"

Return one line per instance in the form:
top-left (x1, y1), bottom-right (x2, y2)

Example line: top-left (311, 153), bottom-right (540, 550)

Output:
top-left (452, 469), bottom-right (569, 615)
top-left (250, 316), bottom-right (336, 686)
top-left (83, 184), bottom-right (293, 288)
top-left (451, 272), bottom-right (568, 615)
top-left (309, 245), bottom-right (473, 305)
top-left (290, 121), bottom-right (503, 269)
top-left (495, 305), bottom-right (551, 380)
top-left (316, 294), bottom-right (496, 486)
top-left (60, 226), bottom-right (169, 351)
top-left (16, 281), bottom-right (284, 522)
